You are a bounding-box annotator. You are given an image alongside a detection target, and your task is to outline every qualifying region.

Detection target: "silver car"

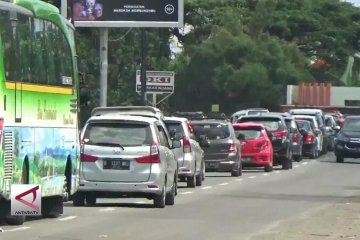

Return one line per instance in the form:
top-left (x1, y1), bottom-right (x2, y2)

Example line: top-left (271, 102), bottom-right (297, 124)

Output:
top-left (73, 114), bottom-right (180, 208)
top-left (164, 117), bottom-right (206, 188)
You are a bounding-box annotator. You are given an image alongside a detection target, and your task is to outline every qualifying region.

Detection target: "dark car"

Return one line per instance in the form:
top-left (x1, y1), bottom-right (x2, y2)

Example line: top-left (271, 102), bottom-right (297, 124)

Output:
top-left (172, 111), bottom-right (205, 120)
top-left (191, 119), bottom-right (242, 177)
top-left (237, 114), bottom-right (293, 170)
top-left (334, 116), bottom-right (360, 163)
top-left (296, 120), bottom-right (319, 159)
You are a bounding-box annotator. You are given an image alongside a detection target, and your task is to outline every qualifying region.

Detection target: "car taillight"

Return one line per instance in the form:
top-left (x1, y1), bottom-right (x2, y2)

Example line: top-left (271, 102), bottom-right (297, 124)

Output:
top-left (80, 153), bottom-right (98, 162)
top-left (136, 142), bottom-right (160, 163)
top-left (272, 130), bottom-right (288, 140)
top-left (305, 134), bottom-right (314, 143)
top-left (257, 141), bottom-right (269, 151)
top-left (229, 143), bottom-right (237, 156)
top-left (183, 136), bottom-right (192, 153)
top-left (187, 123), bottom-right (194, 133)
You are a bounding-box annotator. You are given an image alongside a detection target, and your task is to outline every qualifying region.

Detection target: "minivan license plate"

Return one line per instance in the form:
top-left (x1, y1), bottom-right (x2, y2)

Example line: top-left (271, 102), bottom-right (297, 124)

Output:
top-left (103, 159), bottom-right (130, 170)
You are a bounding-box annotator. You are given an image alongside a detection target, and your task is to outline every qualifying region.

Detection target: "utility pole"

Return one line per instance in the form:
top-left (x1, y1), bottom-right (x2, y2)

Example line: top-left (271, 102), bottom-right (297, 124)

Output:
top-left (140, 29), bottom-right (147, 106)
top-left (99, 28), bottom-right (108, 107)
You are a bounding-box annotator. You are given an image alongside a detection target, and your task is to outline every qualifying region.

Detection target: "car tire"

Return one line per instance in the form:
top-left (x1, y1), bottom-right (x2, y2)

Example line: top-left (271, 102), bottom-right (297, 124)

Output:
top-left (264, 164), bottom-right (273, 172)
top-left (231, 164), bottom-right (240, 177)
top-left (154, 183), bottom-right (166, 208)
top-left (6, 216), bottom-right (25, 226)
top-left (195, 172), bottom-right (202, 186)
top-left (85, 194), bottom-right (96, 206)
top-left (72, 192), bottom-right (85, 207)
top-left (282, 157), bottom-right (290, 170)
top-left (293, 155), bottom-right (302, 162)
top-left (187, 174), bottom-right (196, 188)
top-left (165, 176), bottom-right (176, 206)
top-left (201, 161), bottom-right (206, 181)
top-left (336, 155), bottom-right (344, 163)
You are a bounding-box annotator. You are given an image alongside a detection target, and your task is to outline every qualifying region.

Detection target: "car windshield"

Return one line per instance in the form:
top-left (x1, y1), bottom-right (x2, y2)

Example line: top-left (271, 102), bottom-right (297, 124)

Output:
top-left (248, 110), bottom-right (267, 115)
top-left (342, 118), bottom-right (360, 131)
top-left (192, 123), bottom-right (230, 140)
top-left (166, 122), bottom-right (185, 138)
top-left (296, 120), bottom-right (312, 132)
top-left (235, 129), bottom-right (262, 140)
top-left (239, 117), bottom-right (282, 131)
top-left (83, 122), bottom-right (153, 146)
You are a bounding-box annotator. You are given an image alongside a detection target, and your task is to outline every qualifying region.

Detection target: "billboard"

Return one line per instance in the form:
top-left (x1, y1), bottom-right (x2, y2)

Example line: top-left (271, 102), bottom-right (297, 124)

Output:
top-left (71, 0), bottom-right (184, 28)
top-left (136, 71), bottom-right (174, 94)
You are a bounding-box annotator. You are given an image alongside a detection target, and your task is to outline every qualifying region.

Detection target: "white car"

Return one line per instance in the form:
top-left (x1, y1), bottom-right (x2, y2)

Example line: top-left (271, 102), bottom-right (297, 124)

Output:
top-left (74, 113), bottom-right (181, 208)
top-left (164, 117), bottom-right (206, 188)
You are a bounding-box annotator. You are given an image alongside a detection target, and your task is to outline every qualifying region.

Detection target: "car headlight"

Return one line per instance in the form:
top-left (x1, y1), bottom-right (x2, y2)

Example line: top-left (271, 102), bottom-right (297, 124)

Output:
top-left (336, 133), bottom-right (350, 142)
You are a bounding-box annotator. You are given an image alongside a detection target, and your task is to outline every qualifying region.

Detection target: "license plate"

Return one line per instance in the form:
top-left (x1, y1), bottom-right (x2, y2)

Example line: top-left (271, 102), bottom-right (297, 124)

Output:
top-left (241, 157), bottom-right (252, 162)
top-left (103, 159), bottom-right (130, 170)
top-left (206, 162), bottom-right (219, 168)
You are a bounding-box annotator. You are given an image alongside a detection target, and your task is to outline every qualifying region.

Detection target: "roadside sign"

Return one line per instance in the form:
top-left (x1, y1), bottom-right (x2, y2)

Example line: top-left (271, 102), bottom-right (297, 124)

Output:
top-left (71, 0), bottom-right (184, 28)
top-left (136, 70), bottom-right (174, 94)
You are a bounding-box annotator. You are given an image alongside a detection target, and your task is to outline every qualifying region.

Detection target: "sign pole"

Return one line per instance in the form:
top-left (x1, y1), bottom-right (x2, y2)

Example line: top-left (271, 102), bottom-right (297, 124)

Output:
top-left (99, 28), bottom-right (108, 107)
top-left (140, 29), bottom-right (147, 106)
top-left (152, 93), bottom-right (157, 107)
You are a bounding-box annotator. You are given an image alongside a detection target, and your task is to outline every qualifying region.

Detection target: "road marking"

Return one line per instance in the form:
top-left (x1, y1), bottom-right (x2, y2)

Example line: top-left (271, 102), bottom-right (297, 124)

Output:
top-left (99, 207), bottom-right (116, 212)
top-left (248, 176), bottom-right (256, 179)
top-left (58, 216), bottom-right (77, 221)
top-left (180, 191), bottom-right (193, 195)
top-left (234, 178), bottom-right (243, 181)
top-left (5, 226), bottom-right (31, 232)
top-left (135, 201), bottom-right (146, 204)
top-left (294, 165), bottom-right (300, 168)
top-left (201, 186), bottom-right (212, 190)
top-left (263, 173), bottom-right (269, 176)
top-left (302, 162), bottom-right (308, 165)
top-left (218, 182), bottom-right (229, 186)
top-left (275, 171), bottom-right (281, 174)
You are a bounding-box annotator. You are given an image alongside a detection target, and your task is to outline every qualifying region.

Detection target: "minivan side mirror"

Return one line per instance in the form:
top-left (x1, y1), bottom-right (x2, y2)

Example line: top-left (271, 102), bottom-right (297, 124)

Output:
top-left (172, 139), bottom-right (182, 149)
top-left (314, 129), bottom-right (321, 135)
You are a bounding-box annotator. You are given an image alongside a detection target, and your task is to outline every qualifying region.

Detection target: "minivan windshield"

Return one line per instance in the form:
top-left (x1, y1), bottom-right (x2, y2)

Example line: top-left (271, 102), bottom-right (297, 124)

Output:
top-left (238, 117), bottom-right (284, 132)
top-left (342, 118), bottom-right (360, 131)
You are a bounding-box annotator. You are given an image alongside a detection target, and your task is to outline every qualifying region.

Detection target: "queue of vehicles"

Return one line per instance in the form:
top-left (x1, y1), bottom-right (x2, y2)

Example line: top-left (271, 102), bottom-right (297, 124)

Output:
top-left (72, 106), bottom-right (355, 210)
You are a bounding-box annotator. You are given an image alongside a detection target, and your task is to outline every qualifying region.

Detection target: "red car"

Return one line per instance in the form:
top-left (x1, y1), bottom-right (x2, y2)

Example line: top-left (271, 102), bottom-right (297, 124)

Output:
top-left (232, 123), bottom-right (273, 172)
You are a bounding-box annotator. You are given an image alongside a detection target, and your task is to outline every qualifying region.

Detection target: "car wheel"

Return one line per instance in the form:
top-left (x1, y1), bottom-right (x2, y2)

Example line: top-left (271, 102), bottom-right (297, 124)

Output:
top-left (336, 155), bottom-right (344, 163)
top-left (201, 161), bottom-right (206, 181)
top-left (293, 155), bottom-right (302, 162)
top-left (6, 216), bottom-right (25, 226)
top-left (72, 192), bottom-right (85, 207)
top-left (165, 176), bottom-right (176, 206)
top-left (231, 163), bottom-right (240, 177)
top-left (264, 164), bottom-right (273, 172)
top-left (187, 174), bottom-right (196, 188)
top-left (282, 157), bottom-right (290, 170)
top-left (195, 172), bottom-right (202, 186)
top-left (154, 182), bottom-right (166, 208)
top-left (85, 194), bottom-right (96, 206)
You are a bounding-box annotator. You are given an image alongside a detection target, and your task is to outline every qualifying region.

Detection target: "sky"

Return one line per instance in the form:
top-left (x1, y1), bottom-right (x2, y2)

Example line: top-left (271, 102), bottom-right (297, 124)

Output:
top-left (345, 0), bottom-right (360, 7)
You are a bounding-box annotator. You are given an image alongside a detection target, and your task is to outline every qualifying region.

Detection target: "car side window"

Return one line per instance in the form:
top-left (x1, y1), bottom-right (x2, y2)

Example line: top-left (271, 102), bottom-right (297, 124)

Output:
top-left (158, 125), bottom-right (170, 148)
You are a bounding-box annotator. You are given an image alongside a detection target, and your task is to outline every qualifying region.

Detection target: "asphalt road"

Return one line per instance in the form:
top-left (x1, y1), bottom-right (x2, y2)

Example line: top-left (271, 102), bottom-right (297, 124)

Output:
top-left (1, 153), bottom-right (360, 240)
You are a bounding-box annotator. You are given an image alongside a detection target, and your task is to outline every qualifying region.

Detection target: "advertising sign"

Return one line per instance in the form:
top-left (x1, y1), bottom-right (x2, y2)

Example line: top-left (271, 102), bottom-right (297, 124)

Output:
top-left (136, 70), bottom-right (174, 94)
top-left (11, 185), bottom-right (41, 216)
top-left (71, 0), bottom-right (184, 28)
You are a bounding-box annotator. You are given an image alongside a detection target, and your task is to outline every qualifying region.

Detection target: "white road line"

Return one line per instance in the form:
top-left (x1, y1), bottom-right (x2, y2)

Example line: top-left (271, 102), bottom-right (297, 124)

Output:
top-left (263, 173), bottom-right (269, 176)
top-left (99, 207), bottom-right (116, 212)
top-left (302, 162), bottom-right (308, 165)
top-left (5, 226), bottom-right (31, 232)
top-left (218, 182), bottom-right (229, 186)
top-left (294, 165), bottom-right (300, 168)
top-left (248, 176), bottom-right (256, 179)
top-left (234, 178), bottom-right (243, 181)
top-left (180, 191), bottom-right (193, 195)
top-left (201, 186), bottom-right (213, 190)
top-left (275, 171), bottom-right (281, 174)
top-left (58, 216), bottom-right (77, 221)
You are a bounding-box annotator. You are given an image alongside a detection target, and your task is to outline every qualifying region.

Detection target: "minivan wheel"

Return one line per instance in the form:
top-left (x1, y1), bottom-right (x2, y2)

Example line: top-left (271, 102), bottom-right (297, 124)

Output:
top-left (165, 176), bottom-right (176, 206)
top-left (264, 164), bottom-right (273, 172)
top-left (187, 174), bottom-right (196, 188)
top-left (231, 164), bottom-right (240, 177)
top-left (85, 194), bottom-right (96, 206)
top-left (282, 157), bottom-right (290, 170)
top-left (72, 192), bottom-right (85, 207)
top-left (154, 183), bottom-right (166, 208)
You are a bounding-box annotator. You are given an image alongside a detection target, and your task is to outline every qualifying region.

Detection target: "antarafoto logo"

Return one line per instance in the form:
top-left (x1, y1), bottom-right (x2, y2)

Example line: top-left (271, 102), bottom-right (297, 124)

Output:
top-left (11, 184), bottom-right (41, 216)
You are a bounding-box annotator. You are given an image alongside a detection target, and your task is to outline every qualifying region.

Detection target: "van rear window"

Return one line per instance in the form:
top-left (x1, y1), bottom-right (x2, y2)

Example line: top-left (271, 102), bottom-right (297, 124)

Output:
top-left (83, 122), bottom-right (152, 147)
top-left (192, 123), bottom-right (230, 140)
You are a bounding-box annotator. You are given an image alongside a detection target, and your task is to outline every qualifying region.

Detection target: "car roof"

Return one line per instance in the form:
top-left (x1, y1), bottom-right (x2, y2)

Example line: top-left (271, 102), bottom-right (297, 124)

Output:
top-left (191, 119), bottom-right (230, 125)
top-left (292, 114), bottom-right (316, 119)
top-left (232, 122), bottom-right (266, 129)
top-left (164, 116), bottom-right (188, 122)
top-left (289, 109), bottom-right (323, 115)
top-left (91, 106), bottom-right (164, 119)
top-left (87, 114), bottom-right (157, 124)
top-left (239, 114), bottom-right (284, 120)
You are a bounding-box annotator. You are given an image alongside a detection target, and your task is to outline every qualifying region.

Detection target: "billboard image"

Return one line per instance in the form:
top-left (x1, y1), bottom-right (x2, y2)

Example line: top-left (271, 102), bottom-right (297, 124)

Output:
top-left (70, 0), bottom-right (184, 28)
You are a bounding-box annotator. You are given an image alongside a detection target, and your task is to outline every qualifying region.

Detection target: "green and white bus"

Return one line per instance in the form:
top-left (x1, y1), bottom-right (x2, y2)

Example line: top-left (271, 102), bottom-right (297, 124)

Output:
top-left (0, 0), bottom-right (80, 225)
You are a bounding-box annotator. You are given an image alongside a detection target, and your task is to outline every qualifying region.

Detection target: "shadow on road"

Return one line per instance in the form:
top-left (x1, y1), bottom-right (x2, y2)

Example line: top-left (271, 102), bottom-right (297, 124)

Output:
top-left (319, 159), bottom-right (360, 165)
top-left (63, 202), bottom-right (154, 209)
